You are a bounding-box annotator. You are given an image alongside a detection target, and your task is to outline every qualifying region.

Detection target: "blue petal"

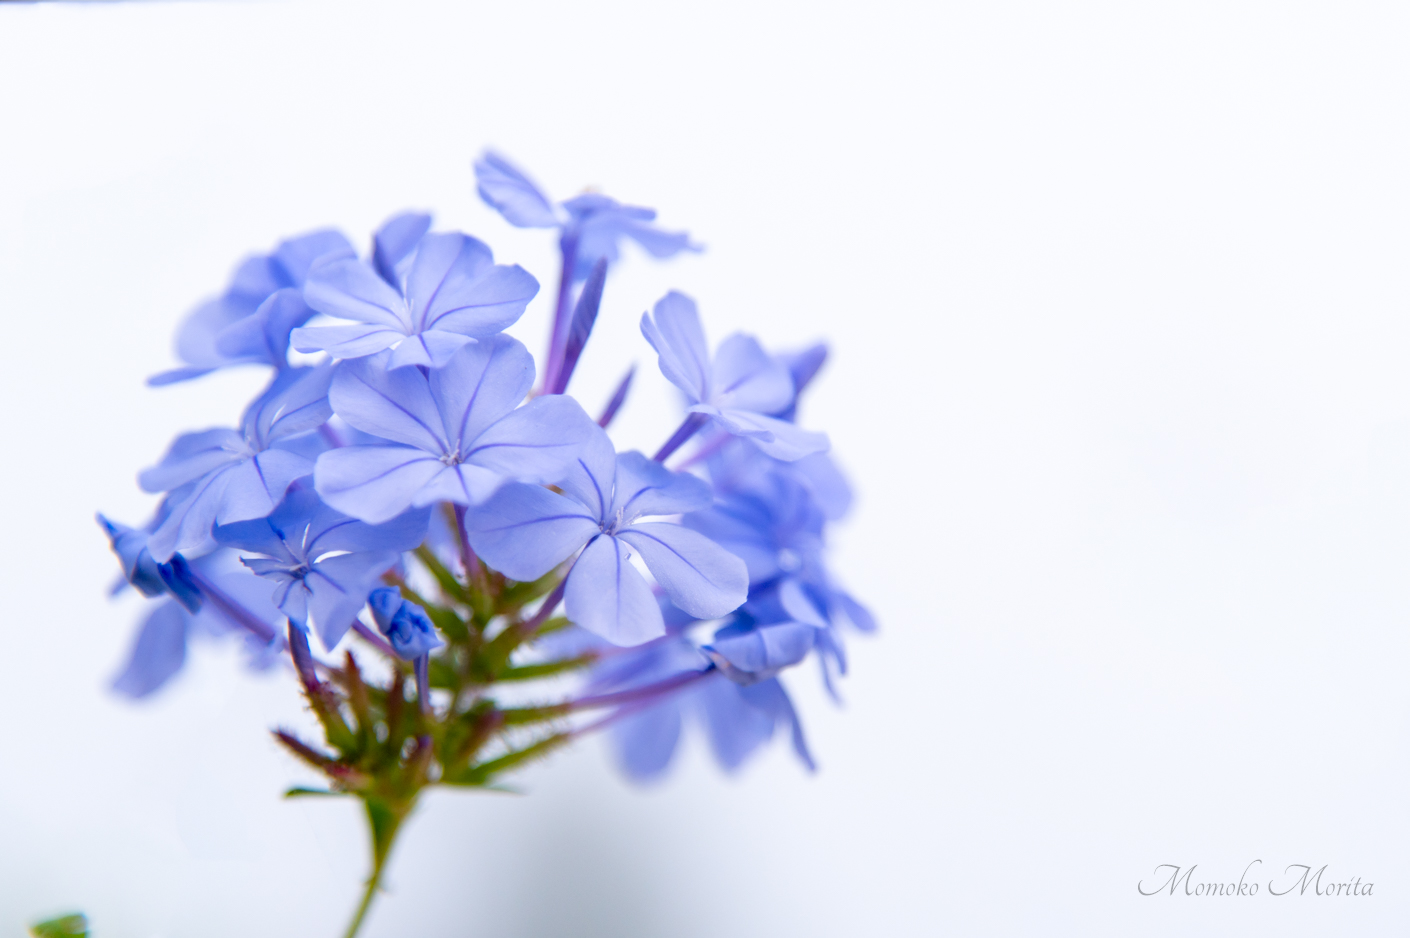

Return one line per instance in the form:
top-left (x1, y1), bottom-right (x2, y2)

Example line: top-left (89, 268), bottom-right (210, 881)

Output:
top-left (372, 211), bottom-right (432, 286)
top-left (330, 352), bottom-right (448, 453)
top-left (214, 449), bottom-right (312, 524)
top-left (639, 291), bottom-right (710, 404)
top-left (306, 551), bottom-right (399, 649)
top-left (112, 601), bottom-right (190, 699)
top-left (139, 428), bottom-right (245, 494)
top-left (314, 445), bottom-right (447, 523)
top-left (96, 514), bottom-right (168, 597)
top-left (408, 232), bottom-right (537, 337)
top-left (214, 288), bottom-right (314, 365)
top-left (271, 229), bottom-right (356, 285)
top-left (611, 703), bottom-right (683, 781)
top-left (739, 678), bottom-right (815, 771)
top-left (611, 451), bottom-right (712, 520)
top-left (474, 151), bottom-right (560, 228)
top-left (292, 322), bottom-right (405, 360)
top-left (564, 535), bottom-right (664, 646)
top-left (616, 522), bottom-right (748, 619)
top-left (304, 257), bottom-right (411, 329)
top-left (387, 330), bottom-right (474, 370)
top-left (706, 621), bottom-right (817, 678)
top-left (555, 424), bottom-right (617, 521)
top-left (464, 394), bottom-right (598, 485)
top-left (465, 482), bottom-right (598, 581)
top-left (697, 675), bottom-right (775, 771)
top-left (411, 461), bottom-right (506, 507)
top-left (710, 333), bottom-right (794, 414)
top-left (791, 452), bottom-right (853, 521)
top-left (428, 335), bottom-right (535, 449)
top-left (243, 364), bottom-right (334, 447)
top-left (709, 409), bottom-right (829, 461)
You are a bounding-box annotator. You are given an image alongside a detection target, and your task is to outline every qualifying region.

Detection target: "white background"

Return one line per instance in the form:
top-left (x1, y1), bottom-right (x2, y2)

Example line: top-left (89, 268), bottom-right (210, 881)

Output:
top-left (1, 1), bottom-right (1407, 935)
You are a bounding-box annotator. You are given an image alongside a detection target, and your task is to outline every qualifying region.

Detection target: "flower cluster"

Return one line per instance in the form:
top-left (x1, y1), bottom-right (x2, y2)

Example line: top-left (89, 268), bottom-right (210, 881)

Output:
top-left (98, 153), bottom-right (871, 933)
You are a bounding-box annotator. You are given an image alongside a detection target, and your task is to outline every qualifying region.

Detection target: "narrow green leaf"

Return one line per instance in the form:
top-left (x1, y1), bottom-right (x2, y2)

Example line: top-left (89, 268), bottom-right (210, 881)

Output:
top-left (30, 914), bottom-right (87, 937)
top-left (284, 787), bottom-right (348, 798)
top-left (497, 654), bottom-right (596, 682)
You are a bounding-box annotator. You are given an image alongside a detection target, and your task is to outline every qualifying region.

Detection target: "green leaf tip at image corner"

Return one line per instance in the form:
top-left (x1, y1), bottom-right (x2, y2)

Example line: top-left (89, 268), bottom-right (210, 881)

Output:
top-left (30, 913), bottom-right (88, 937)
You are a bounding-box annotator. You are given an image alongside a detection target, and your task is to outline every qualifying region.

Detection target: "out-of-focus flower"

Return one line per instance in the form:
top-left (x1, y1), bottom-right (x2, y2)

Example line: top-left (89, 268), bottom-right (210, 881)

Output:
top-left (474, 151), bottom-right (699, 282)
top-left (641, 292), bottom-right (828, 461)
top-left (150, 229), bottom-right (354, 385)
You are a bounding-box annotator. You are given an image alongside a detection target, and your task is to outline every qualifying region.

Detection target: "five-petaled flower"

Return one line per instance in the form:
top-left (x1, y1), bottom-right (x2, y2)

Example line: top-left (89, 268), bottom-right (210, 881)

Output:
top-left (467, 427), bottom-right (749, 645)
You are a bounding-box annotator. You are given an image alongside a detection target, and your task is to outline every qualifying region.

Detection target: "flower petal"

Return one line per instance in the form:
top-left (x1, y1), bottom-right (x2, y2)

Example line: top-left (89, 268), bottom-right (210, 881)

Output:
top-left (639, 291), bottom-right (710, 404)
top-left (616, 522), bottom-right (748, 620)
top-left (291, 322), bottom-right (405, 360)
top-left (474, 151), bottom-right (561, 228)
top-left (111, 601), bottom-right (190, 699)
top-left (306, 551), bottom-right (399, 649)
top-left (429, 335), bottom-right (535, 450)
top-left (330, 353), bottom-right (447, 453)
top-left (387, 329), bottom-right (474, 370)
top-left (611, 451), bottom-right (711, 520)
top-left (465, 482), bottom-right (598, 581)
top-left (711, 409), bottom-right (829, 461)
top-left (314, 445), bottom-right (446, 523)
top-left (565, 535), bottom-right (664, 646)
top-left (710, 333), bottom-right (793, 414)
top-left (304, 257), bottom-right (410, 329)
top-left (464, 394), bottom-right (596, 485)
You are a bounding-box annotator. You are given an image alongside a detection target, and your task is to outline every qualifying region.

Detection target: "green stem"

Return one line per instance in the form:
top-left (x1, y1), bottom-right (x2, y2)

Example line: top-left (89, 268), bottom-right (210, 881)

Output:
top-left (343, 796), bottom-right (410, 938)
top-left (342, 863), bottom-right (385, 938)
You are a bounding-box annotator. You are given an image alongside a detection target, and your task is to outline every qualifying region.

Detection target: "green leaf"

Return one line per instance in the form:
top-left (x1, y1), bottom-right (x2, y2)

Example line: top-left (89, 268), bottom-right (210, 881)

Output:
top-left (284, 786), bottom-right (347, 798)
top-left (30, 914), bottom-right (87, 937)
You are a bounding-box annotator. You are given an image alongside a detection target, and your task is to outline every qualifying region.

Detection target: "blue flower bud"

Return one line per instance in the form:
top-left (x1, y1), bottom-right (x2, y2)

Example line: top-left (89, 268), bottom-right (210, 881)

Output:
top-left (367, 587), bottom-right (443, 661)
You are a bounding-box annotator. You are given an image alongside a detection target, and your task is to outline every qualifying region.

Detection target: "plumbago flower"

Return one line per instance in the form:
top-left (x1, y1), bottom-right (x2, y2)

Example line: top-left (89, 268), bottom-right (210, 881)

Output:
top-left (641, 291), bottom-right (829, 461)
top-left (213, 487), bottom-right (429, 650)
top-left (140, 363), bottom-right (334, 561)
top-left (314, 336), bottom-right (597, 521)
top-left (92, 161), bottom-right (870, 938)
top-left (467, 427), bottom-right (748, 645)
top-left (292, 212), bottom-right (539, 369)
top-left (150, 229), bottom-right (354, 385)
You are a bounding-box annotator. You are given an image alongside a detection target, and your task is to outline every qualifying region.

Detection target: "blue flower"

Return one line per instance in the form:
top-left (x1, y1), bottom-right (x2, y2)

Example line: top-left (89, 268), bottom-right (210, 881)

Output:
top-left (367, 587), bottom-right (444, 660)
top-left (150, 229), bottom-right (355, 386)
top-left (466, 428), bottom-right (748, 645)
top-left (111, 555), bottom-right (286, 699)
top-left (641, 292), bottom-right (829, 461)
top-left (213, 488), bottom-right (428, 650)
top-left (474, 151), bottom-right (699, 281)
top-left (315, 335), bottom-right (598, 523)
top-left (292, 213), bottom-right (539, 369)
top-left (96, 514), bottom-right (168, 598)
top-left (141, 364), bottom-right (335, 561)
top-left (588, 627), bottom-right (815, 779)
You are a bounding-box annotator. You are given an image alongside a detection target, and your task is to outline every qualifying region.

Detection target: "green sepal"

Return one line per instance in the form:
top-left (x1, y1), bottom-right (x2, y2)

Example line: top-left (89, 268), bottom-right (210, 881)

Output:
top-left (30, 914), bottom-right (87, 937)
top-left (444, 732), bottom-right (571, 787)
top-left (496, 654), bottom-right (596, 682)
top-left (413, 546), bottom-right (470, 605)
top-left (497, 569), bottom-right (560, 610)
